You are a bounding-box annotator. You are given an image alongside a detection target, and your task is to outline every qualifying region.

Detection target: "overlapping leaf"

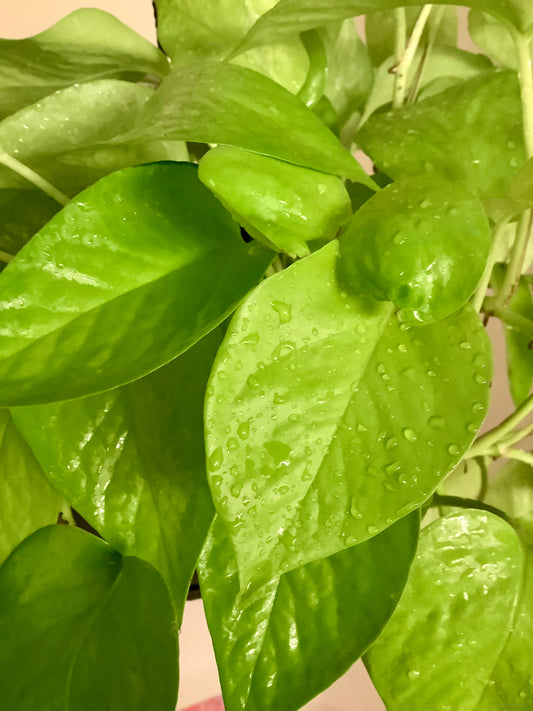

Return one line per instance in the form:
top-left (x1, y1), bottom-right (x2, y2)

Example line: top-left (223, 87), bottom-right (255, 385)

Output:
top-left (205, 241), bottom-right (491, 585)
top-left (199, 513), bottom-right (418, 711)
top-left (0, 8), bottom-right (168, 120)
top-left (0, 525), bottom-right (178, 711)
top-left (0, 162), bottom-right (270, 406)
top-left (12, 331), bottom-right (219, 616)
top-left (365, 510), bottom-right (524, 711)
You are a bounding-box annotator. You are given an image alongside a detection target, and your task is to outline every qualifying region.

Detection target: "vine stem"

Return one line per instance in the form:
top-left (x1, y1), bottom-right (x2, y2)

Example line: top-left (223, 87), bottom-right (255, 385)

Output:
top-left (430, 494), bottom-right (512, 524)
top-left (501, 449), bottom-right (533, 466)
top-left (472, 219), bottom-right (509, 313)
top-left (487, 209), bottom-right (533, 310)
top-left (393, 5), bottom-right (433, 109)
top-left (407, 5), bottom-right (445, 105)
top-left (516, 31), bottom-right (533, 158)
top-left (493, 305), bottom-right (533, 340)
top-left (0, 150), bottom-right (69, 206)
top-left (468, 393), bottom-right (533, 457)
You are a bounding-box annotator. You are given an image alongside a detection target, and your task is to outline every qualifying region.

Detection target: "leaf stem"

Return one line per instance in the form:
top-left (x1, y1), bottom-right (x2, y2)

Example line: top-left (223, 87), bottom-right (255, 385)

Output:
top-left (393, 5), bottom-right (433, 109)
top-left (493, 305), bottom-right (533, 340)
top-left (468, 393), bottom-right (533, 457)
top-left (407, 5), bottom-right (445, 105)
top-left (515, 31), bottom-right (533, 159)
top-left (0, 150), bottom-right (69, 206)
top-left (430, 494), bottom-right (512, 524)
top-left (0, 249), bottom-right (14, 264)
top-left (500, 449), bottom-right (533, 466)
top-left (472, 219), bottom-right (509, 313)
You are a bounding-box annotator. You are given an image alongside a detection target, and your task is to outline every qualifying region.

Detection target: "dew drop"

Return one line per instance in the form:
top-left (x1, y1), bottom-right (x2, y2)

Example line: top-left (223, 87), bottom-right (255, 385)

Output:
top-left (356, 322), bottom-right (366, 335)
top-left (350, 497), bottom-right (363, 519)
top-left (230, 483), bottom-right (242, 497)
top-left (408, 669), bottom-right (421, 680)
top-left (447, 444), bottom-right (460, 455)
top-left (367, 524), bottom-right (378, 535)
top-left (385, 461), bottom-right (401, 475)
top-left (270, 300), bottom-right (292, 324)
top-left (385, 437), bottom-right (398, 450)
top-left (398, 343), bottom-right (408, 353)
top-left (474, 373), bottom-right (487, 384)
top-left (403, 428), bottom-right (417, 442)
top-left (238, 421), bottom-right (251, 440)
top-left (208, 447), bottom-right (224, 471)
top-left (226, 437), bottom-right (239, 451)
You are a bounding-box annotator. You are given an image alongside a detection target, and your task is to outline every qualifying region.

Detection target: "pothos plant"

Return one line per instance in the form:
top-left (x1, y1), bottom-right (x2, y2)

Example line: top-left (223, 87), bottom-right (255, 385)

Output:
top-left (0, 1), bottom-right (532, 710)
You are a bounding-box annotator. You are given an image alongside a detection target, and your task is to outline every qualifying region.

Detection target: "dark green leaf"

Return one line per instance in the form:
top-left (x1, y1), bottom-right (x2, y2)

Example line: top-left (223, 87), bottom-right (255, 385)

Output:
top-left (0, 525), bottom-right (178, 711)
top-left (0, 8), bottom-right (168, 120)
top-left (0, 188), bottom-right (59, 265)
top-left (199, 146), bottom-right (351, 258)
top-left (357, 71), bottom-right (524, 200)
top-left (338, 176), bottom-right (491, 324)
top-left (0, 410), bottom-right (66, 564)
top-left (0, 80), bottom-right (187, 196)
top-left (199, 513), bottom-right (418, 711)
top-left (12, 331), bottom-right (219, 616)
top-left (127, 62), bottom-right (375, 187)
top-left (0, 162), bottom-right (270, 406)
top-left (205, 241), bottom-right (491, 585)
top-left (365, 510), bottom-right (524, 711)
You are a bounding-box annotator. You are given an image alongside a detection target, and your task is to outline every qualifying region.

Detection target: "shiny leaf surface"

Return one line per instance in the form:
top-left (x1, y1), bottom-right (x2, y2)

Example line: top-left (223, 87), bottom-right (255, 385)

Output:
top-left (365, 510), bottom-right (524, 711)
top-left (0, 410), bottom-right (66, 564)
top-left (12, 331), bottom-right (219, 616)
top-left (358, 71), bottom-right (525, 200)
top-left (205, 241), bottom-right (491, 585)
top-left (0, 525), bottom-right (178, 711)
top-left (199, 146), bottom-right (351, 257)
top-left (0, 8), bottom-right (168, 120)
top-left (338, 176), bottom-right (491, 324)
top-left (199, 513), bottom-right (418, 711)
top-left (128, 62), bottom-right (374, 187)
top-left (0, 162), bottom-right (270, 406)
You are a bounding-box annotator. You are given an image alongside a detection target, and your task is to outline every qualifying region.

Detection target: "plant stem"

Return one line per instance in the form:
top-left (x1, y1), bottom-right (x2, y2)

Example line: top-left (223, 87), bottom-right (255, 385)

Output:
top-left (430, 494), bottom-right (512, 523)
top-left (487, 209), bottom-right (533, 310)
top-left (0, 249), bottom-right (14, 264)
top-left (516, 31), bottom-right (533, 158)
top-left (469, 393), bottom-right (533, 457)
top-left (393, 5), bottom-right (433, 109)
top-left (407, 5), bottom-right (444, 105)
top-left (501, 449), bottom-right (533, 466)
top-left (472, 219), bottom-right (509, 312)
top-left (0, 150), bottom-right (69, 206)
top-left (494, 305), bottom-right (533, 340)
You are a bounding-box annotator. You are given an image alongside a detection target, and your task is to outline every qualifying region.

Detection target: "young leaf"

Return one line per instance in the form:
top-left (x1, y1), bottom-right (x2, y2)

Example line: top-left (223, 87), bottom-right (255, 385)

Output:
top-left (357, 71), bottom-right (525, 200)
top-left (198, 513), bottom-right (418, 711)
top-left (0, 162), bottom-right (271, 406)
top-left (199, 146), bottom-right (351, 257)
top-left (0, 80), bottom-right (187, 196)
top-left (126, 62), bottom-right (375, 187)
top-left (205, 241), bottom-right (491, 585)
top-left (364, 510), bottom-right (524, 711)
top-left (0, 410), bottom-right (66, 564)
top-left (338, 175), bottom-right (491, 324)
top-left (468, 10), bottom-right (522, 68)
top-left (12, 331), bottom-right (219, 616)
top-left (0, 526), bottom-right (178, 711)
top-left (0, 8), bottom-right (168, 120)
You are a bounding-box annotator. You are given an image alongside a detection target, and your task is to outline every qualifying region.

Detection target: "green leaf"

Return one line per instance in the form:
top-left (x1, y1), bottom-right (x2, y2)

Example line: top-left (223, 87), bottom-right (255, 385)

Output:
top-left (366, 5), bottom-right (458, 66)
top-left (12, 331), bottom-right (219, 616)
top-left (357, 71), bottom-right (525, 200)
top-left (468, 10), bottom-right (522, 68)
top-left (0, 162), bottom-right (271, 406)
top-left (0, 188), bottom-right (59, 266)
top-left (0, 80), bottom-right (187, 196)
top-left (127, 62), bottom-right (375, 187)
top-left (0, 8), bottom-right (168, 120)
top-left (205, 241), bottom-right (491, 585)
top-left (0, 410), bottom-right (66, 564)
top-left (0, 525), bottom-right (178, 711)
top-left (199, 513), bottom-right (418, 711)
top-left (365, 510), bottom-right (524, 711)
top-left (199, 146), bottom-right (351, 258)
top-left (338, 175), bottom-right (491, 324)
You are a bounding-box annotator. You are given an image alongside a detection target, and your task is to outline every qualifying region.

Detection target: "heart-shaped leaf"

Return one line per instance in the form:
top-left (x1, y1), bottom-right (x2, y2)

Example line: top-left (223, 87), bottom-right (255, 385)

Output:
top-left (12, 330), bottom-right (219, 616)
top-left (198, 513), bottom-right (418, 711)
top-left (0, 525), bottom-right (178, 711)
top-left (205, 241), bottom-right (491, 585)
top-left (0, 8), bottom-right (168, 120)
top-left (0, 162), bottom-right (270, 406)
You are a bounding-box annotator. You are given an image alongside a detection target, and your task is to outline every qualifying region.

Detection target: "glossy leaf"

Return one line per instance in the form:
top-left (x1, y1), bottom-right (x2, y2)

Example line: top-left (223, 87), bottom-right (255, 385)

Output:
top-left (365, 510), bottom-right (524, 711)
top-left (199, 146), bottom-right (351, 257)
top-left (205, 241), bottom-right (491, 585)
top-left (12, 331), bottom-right (219, 616)
top-left (0, 525), bottom-right (178, 711)
top-left (0, 410), bottom-right (66, 564)
top-left (0, 162), bottom-right (270, 406)
top-left (0, 80), bottom-right (187, 196)
top-left (0, 8), bottom-right (168, 120)
top-left (199, 513), bottom-right (418, 711)
top-left (127, 62), bottom-right (375, 187)
top-left (338, 176), bottom-right (491, 324)
top-left (357, 71), bottom-right (525, 200)
top-left (0, 188), bottom-right (59, 266)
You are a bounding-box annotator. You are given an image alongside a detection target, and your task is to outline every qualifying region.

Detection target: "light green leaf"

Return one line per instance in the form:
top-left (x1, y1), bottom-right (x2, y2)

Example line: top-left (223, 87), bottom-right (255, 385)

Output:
top-left (205, 241), bottom-right (491, 585)
top-left (0, 189), bottom-right (59, 266)
top-left (0, 8), bottom-right (168, 120)
top-left (468, 10), bottom-right (523, 68)
top-left (365, 510), bottom-right (524, 711)
top-left (0, 410), bottom-right (66, 564)
top-left (357, 71), bottom-right (525, 200)
top-left (338, 175), bottom-right (491, 324)
top-left (199, 513), bottom-right (418, 711)
top-left (0, 162), bottom-right (270, 406)
top-left (12, 331), bottom-right (219, 617)
top-left (199, 146), bottom-right (351, 258)
top-left (0, 525), bottom-right (178, 711)
top-left (127, 62), bottom-right (375, 187)
top-left (0, 80), bottom-right (187, 196)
